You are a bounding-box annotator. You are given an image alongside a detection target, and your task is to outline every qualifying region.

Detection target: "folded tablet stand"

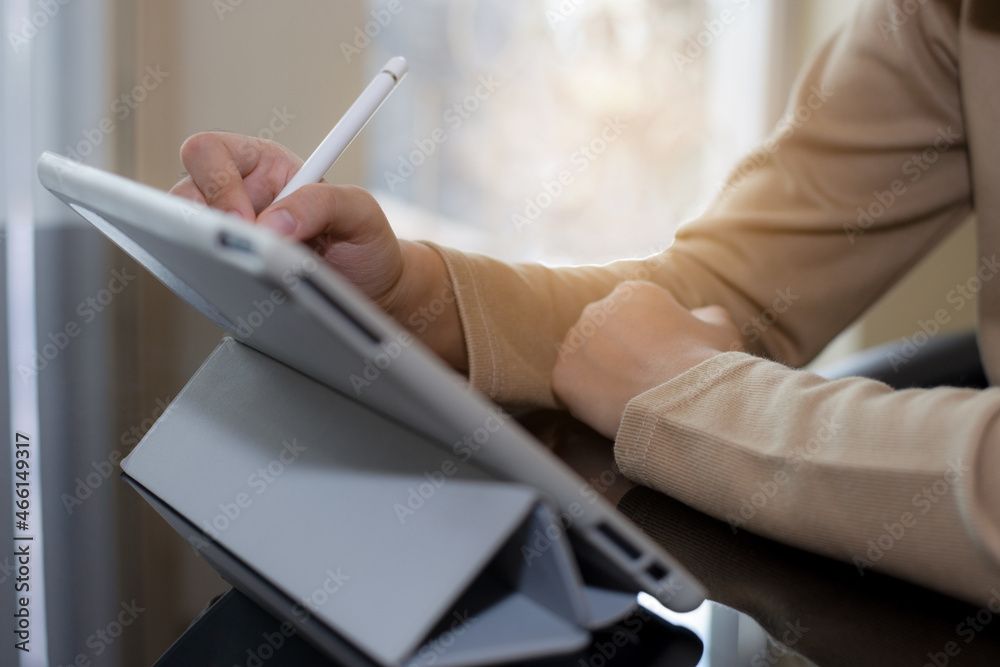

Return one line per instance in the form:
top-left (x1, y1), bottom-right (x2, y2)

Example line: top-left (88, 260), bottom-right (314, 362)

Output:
top-left (124, 338), bottom-right (640, 666)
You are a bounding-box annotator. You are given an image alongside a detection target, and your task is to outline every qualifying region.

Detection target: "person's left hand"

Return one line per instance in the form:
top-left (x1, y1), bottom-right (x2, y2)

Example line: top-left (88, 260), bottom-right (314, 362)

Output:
top-left (552, 281), bottom-right (744, 439)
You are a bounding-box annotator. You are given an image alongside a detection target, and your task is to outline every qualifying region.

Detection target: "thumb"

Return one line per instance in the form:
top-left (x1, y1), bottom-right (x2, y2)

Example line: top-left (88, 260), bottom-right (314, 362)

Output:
top-left (257, 183), bottom-right (383, 244)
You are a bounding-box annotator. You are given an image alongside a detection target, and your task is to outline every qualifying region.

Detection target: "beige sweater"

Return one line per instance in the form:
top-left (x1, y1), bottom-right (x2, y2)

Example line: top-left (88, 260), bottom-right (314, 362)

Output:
top-left (427, 0), bottom-right (1000, 607)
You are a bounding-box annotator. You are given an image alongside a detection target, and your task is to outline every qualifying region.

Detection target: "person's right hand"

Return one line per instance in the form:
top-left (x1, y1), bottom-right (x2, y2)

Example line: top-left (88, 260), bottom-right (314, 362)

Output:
top-left (169, 132), bottom-right (468, 371)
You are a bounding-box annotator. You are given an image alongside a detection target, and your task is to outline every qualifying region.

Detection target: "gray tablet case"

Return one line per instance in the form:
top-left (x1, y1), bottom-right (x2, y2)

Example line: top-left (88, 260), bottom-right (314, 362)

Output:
top-left (37, 152), bottom-right (705, 666)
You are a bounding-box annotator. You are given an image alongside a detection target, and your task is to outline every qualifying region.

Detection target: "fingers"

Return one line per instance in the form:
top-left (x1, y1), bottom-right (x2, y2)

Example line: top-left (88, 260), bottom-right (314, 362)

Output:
top-left (612, 283), bottom-right (735, 334)
top-left (257, 184), bottom-right (388, 245)
top-left (582, 282), bottom-right (744, 352)
top-left (178, 133), bottom-right (255, 220)
top-left (168, 177), bottom-right (208, 205)
top-left (178, 132), bottom-right (301, 221)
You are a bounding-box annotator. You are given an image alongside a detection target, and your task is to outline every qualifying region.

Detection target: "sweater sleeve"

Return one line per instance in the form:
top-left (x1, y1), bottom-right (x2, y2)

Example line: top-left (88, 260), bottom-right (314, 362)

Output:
top-left (421, 0), bottom-right (997, 604)
top-left (614, 352), bottom-right (1000, 606)
top-left (425, 0), bottom-right (970, 408)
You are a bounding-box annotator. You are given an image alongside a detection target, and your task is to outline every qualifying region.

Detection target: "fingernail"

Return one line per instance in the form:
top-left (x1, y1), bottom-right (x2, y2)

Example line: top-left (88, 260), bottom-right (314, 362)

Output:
top-left (258, 209), bottom-right (296, 235)
top-left (227, 208), bottom-right (254, 222)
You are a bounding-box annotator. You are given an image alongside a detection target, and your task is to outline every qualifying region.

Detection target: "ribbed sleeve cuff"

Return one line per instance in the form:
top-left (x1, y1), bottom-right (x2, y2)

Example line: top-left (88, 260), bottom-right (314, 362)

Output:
top-left (418, 241), bottom-right (501, 398)
top-left (614, 351), bottom-right (753, 492)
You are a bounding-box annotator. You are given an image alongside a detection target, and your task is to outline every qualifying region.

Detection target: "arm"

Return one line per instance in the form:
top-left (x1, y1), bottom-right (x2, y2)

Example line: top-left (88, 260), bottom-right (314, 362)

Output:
top-left (613, 353), bottom-right (1000, 607)
top-left (433, 0), bottom-right (1000, 604)
top-left (550, 0), bottom-right (1000, 604)
top-left (168, 0), bottom-right (992, 602)
top-left (168, 2), bottom-right (967, 406)
top-left (437, 0), bottom-right (971, 407)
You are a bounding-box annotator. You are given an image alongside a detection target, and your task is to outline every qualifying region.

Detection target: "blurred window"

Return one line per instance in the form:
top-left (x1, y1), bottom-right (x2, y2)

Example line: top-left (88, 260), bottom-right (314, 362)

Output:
top-left (364, 0), bottom-right (779, 264)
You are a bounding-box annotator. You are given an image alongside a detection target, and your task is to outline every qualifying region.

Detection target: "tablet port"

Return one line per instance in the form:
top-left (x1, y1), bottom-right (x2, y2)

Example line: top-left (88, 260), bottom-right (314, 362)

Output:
top-left (217, 231), bottom-right (254, 253)
top-left (646, 562), bottom-right (669, 582)
top-left (596, 523), bottom-right (642, 561)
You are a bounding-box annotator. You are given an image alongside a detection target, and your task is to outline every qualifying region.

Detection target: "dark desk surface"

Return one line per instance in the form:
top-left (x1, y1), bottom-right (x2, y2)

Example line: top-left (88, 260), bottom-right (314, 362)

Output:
top-left (157, 410), bottom-right (1000, 667)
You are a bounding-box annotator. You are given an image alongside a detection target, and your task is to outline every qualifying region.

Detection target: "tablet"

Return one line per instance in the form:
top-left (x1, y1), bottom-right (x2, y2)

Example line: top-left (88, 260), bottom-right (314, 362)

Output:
top-left (37, 151), bottom-right (705, 618)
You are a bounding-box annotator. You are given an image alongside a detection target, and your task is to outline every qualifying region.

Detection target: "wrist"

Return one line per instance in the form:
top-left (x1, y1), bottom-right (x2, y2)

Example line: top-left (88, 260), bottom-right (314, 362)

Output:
top-left (389, 241), bottom-right (469, 373)
top-left (671, 346), bottom-right (725, 379)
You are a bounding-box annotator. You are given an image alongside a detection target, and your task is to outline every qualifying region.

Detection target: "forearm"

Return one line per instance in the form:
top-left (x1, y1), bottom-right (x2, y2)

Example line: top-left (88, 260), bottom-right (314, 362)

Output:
top-left (417, 0), bottom-right (970, 408)
top-left (615, 352), bottom-right (1000, 606)
top-left (427, 242), bottom-right (660, 408)
top-left (391, 240), bottom-right (469, 373)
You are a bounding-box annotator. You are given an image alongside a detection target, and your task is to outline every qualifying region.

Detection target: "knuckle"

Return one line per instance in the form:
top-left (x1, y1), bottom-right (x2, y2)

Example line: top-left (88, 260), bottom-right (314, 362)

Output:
top-left (295, 186), bottom-right (335, 221)
top-left (340, 184), bottom-right (378, 209)
top-left (312, 182), bottom-right (345, 215)
top-left (615, 280), bottom-right (641, 292)
top-left (613, 280), bottom-right (654, 302)
top-left (179, 132), bottom-right (216, 161)
top-left (169, 179), bottom-right (203, 203)
top-left (632, 281), bottom-right (662, 297)
top-left (168, 176), bottom-right (191, 195)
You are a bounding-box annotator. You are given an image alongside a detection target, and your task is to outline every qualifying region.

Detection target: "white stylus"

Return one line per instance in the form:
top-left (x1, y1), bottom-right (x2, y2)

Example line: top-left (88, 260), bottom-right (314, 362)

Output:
top-left (273, 56), bottom-right (408, 203)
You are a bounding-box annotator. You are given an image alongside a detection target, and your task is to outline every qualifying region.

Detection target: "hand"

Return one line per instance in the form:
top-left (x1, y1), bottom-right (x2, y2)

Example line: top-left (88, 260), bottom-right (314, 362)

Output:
top-left (169, 132), bottom-right (467, 370)
top-left (552, 281), bottom-right (743, 439)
